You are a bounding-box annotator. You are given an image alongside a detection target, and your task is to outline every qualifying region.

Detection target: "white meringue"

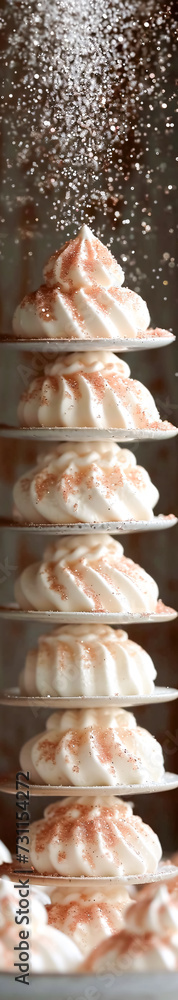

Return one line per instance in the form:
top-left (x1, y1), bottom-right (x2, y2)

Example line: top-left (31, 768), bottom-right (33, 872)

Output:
top-left (14, 533), bottom-right (159, 613)
top-left (13, 224), bottom-right (154, 341)
top-left (13, 441), bottom-right (159, 525)
top-left (82, 884), bottom-right (178, 972)
top-left (48, 884), bottom-right (130, 956)
top-left (19, 706), bottom-right (164, 787)
top-left (19, 624), bottom-right (157, 698)
top-left (0, 841), bottom-right (12, 865)
top-left (17, 349), bottom-right (173, 432)
top-left (0, 876), bottom-right (82, 972)
top-left (29, 795), bottom-right (162, 876)
top-left (43, 224), bottom-right (125, 291)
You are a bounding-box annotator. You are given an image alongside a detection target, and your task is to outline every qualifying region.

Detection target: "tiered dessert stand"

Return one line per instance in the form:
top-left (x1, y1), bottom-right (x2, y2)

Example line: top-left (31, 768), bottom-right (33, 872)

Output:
top-left (0, 323), bottom-right (178, 997)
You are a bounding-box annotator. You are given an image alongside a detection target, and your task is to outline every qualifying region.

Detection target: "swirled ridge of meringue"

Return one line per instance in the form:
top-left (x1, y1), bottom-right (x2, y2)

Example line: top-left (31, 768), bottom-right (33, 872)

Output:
top-left (123, 884), bottom-right (178, 937)
top-left (14, 533), bottom-right (159, 613)
top-left (19, 624), bottom-right (157, 698)
top-left (28, 924), bottom-right (82, 973)
top-left (12, 282), bottom-right (150, 341)
top-left (43, 224), bottom-right (125, 291)
top-left (13, 223), bottom-right (156, 342)
top-left (0, 876), bottom-right (82, 972)
top-left (47, 884), bottom-right (130, 956)
top-left (13, 441), bottom-right (159, 524)
top-left (29, 795), bottom-right (162, 876)
top-left (17, 351), bottom-right (131, 427)
top-left (19, 706), bottom-right (164, 787)
top-left (17, 349), bottom-right (175, 433)
top-left (82, 885), bottom-right (178, 973)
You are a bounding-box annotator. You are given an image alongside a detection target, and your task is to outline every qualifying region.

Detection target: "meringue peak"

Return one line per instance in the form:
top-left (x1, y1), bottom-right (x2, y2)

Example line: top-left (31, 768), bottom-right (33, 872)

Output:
top-left (43, 223), bottom-right (125, 292)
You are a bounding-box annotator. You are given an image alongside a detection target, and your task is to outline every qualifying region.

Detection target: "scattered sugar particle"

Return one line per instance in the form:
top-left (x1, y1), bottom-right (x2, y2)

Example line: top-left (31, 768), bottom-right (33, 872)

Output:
top-left (0, 0), bottom-right (177, 241)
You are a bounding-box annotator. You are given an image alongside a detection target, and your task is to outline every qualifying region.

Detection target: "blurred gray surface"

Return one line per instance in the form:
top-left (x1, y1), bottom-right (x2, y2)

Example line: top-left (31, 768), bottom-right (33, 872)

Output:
top-left (1, 972), bottom-right (178, 1000)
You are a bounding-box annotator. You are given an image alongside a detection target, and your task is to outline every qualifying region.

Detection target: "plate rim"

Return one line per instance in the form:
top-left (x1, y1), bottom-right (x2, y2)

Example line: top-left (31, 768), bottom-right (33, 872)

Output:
top-left (0, 333), bottom-right (175, 352)
top-left (0, 515), bottom-right (177, 534)
top-left (0, 686), bottom-right (178, 708)
top-left (0, 772), bottom-right (178, 797)
top-left (0, 863), bottom-right (177, 886)
top-left (0, 425), bottom-right (177, 441)
top-left (0, 605), bottom-right (176, 624)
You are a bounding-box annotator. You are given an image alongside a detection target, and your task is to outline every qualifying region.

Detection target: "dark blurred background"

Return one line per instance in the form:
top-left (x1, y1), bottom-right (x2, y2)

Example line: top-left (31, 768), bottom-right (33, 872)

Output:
top-left (0, 1), bottom-right (177, 854)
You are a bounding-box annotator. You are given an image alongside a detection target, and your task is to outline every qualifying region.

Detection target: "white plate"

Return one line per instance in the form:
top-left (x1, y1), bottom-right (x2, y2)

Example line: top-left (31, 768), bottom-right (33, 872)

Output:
top-left (0, 515), bottom-right (176, 535)
top-left (0, 333), bottom-right (175, 351)
top-left (1, 686), bottom-right (177, 709)
top-left (0, 426), bottom-right (177, 441)
top-left (1, 864), bottom-right (177, 887)
top-left (0, 772), bottom-right (177, 797)
top-left (0, 605), bottom-right (176, 624)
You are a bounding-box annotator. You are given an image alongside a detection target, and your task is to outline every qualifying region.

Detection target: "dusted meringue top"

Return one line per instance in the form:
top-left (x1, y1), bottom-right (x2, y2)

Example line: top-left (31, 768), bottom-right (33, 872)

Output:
top-left (17, 349), bottom-right (175, 433)
top-left (13, 224), bottom-right (173, 343)
top-left (19, 624), bottom-right (157, 698)
top-left (0, 876), bottom-right (82, 973)
top-left (48, 884), bottom-right (130, 956)
top-left (43, 224), bottom-right (125, 291)
top-left (82, 884), bottom-right (178, 972)
top-left (13, 441), bottom-right (159, 524)
top-left (12, 223), bottom-right (164, 342)
top-left (20, 706), bottom-right (164, 787)
top-left (29, 795), bottom-right (162, 876)
top-left (14, 533), bottom-right (159, 613)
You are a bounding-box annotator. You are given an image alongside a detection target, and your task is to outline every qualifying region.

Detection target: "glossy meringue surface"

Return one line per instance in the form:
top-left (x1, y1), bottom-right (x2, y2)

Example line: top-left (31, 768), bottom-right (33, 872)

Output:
top-left (17, 349), bottom-right (173, 432)
top-left (48, 884), bottom-right (130, 956)
top-left (29, 795), bottom-right (162, 876)
top-left (13, 441), bottom-right (159, 524)
top-left (14, 533), bottom-right (159, 613)
top-left (20, 706), bottom-right (164, 787)
top-left (0, 877), bottom-right (82, 972)
top-left (19, 624), bottom-right (157, 697)
top-left (13, 224), bottom-right (154, 341)
top-left (83, 884), bottom-right (178, 972)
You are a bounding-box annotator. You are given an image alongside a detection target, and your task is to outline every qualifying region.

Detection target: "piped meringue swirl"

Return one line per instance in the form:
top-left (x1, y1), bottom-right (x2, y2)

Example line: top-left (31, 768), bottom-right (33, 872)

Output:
top-left (0, 877), bottom-right (82, 972)
top-left (20, 706), bottom-right (164, 787)
top-left (17, 350), bottom-right (175, 433)
top-left (29, 795), bottom-right (162, 876)
top-left (13, 441), bottom-right (159, 524)
top-left (82, 884), bottom-right (178, 972)
top-left (13, 223), bottom-right (157, 342)
top-left (19, 624), bottom-right (157, 698)
top-left (48, 884), bottom-right (130, 956)
top-left (43, 224), bottom-right (125, 291)
top-left (14, 533), bottom-right (159, 613)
